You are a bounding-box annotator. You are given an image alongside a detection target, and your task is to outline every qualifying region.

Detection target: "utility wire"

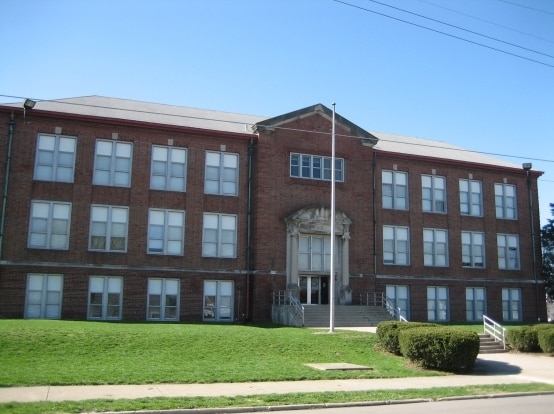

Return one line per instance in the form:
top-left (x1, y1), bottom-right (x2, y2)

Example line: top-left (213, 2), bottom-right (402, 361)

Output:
top-left (364, 0), bottom-right (554, 58)
top-left (333, 0), bottom-right (554, 68)
top-left (1, 94), bottom-right (553, 167)
top-left (498, 0), bottom-right (554, 16)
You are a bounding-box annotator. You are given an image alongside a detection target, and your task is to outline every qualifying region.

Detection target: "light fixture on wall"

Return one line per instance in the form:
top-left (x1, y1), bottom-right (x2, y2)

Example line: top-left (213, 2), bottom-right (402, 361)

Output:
top-left (23, 98), bottom-right (36, 120)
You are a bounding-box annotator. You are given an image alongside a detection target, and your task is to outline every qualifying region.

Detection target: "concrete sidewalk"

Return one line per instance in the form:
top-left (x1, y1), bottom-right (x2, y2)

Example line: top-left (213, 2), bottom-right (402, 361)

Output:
top-left (1, 352), bottom-right (553, 403)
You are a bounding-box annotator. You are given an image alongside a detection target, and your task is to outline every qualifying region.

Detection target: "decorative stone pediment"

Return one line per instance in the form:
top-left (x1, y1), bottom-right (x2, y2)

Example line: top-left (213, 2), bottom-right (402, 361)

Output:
top-left (285, 206), bottom-right (351, 235)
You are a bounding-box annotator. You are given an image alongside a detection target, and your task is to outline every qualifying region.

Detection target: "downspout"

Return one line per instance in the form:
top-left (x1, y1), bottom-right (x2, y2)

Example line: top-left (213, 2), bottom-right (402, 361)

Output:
top-left (372, 152), bottom-right (377, 278)
top-left (0, 112), bottom-right (15, 261)
top-left (245, 137), bottom-right (256, 322)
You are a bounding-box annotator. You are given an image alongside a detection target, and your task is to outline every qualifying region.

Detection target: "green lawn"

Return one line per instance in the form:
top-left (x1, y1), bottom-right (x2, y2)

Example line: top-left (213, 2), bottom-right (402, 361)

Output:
top-left (0, 320), bottom-right (441, 386)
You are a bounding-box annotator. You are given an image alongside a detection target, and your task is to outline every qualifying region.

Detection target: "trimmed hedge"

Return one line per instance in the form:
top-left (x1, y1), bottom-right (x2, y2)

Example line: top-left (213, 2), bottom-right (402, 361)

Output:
top-left (376, 321), bottom-right (438, 355)
top-left (537, 326), bottom-right (554, 353)
top-left (398, 327), bottom-right (479, 372)
top-left (506, 326), bottom-right (541, 352)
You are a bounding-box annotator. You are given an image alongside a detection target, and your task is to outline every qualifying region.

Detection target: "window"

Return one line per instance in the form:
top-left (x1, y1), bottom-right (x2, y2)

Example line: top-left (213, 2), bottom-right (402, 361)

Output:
top-left (421, 175), bottom-right (446, 213)
top-left (89, 205), bottom-right (129, 252)
top-left (383, 226), bottom-right (409, 265)
top-left (204, 151), bottom-right (238, 195)
top-left (34, 134), bottom-right (77, 183)
top-left (147, 278), bottom-right (179, 321)
top-left (466, 287), bottom-right (486, 321)
top-left (423, 229), bottom-right (448, 267)
top-left (93, 140), bottom-right (133, 187)
top-left (298, 235), bottom-right (339, 271)
top-left (382, 170), bottom-right (408, 210)
top-left (461, 231), bottom-right (485, 268)
top-left (204, 280), bottom-right (233, 322)
top-left (502, 288), bottom-right (521, 321)
top-left (147, 209), bottom-right (185, 255)
top-left (290, 153), bottom-right (344, 182)
top-left (459, 179), bottom-right (482, 216)
top-left (28, 201), bottom-right (71, 250)
top-left (495, 183), bottom-right (517, 219)
top-left (386, 285), bottom-right (409, 320)
top-left (150, 145), bottom-right (187, 192)
top-left (25, 274), bottom-right (63, 319)
top-left (88, 276), bottom-right (122, 320)
top-left (202, 213), bottom-right (237, 258)
top-left (497, 234), bottom-right (520, 270)
top-left (427, 286), bottom-right (449, 321)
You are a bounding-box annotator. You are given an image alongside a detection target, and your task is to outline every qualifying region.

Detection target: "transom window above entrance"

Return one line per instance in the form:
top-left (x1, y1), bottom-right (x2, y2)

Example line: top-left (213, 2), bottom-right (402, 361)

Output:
top-left (290, 153), bottom-right (344, 182)
top-left (298, 235), bottom-right (339, 272)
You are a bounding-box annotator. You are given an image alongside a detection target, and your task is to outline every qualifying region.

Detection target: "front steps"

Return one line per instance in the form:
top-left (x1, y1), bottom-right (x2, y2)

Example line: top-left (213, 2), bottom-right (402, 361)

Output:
top-left (302, 305), bottom-right (394, 327)
top-left (479, 333), bottom-right (509, 353)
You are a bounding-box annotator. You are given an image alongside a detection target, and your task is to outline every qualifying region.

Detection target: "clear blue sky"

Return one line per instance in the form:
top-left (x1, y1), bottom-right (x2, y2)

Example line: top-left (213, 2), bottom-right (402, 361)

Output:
top-left (1, 0), bottom-right (553, 224)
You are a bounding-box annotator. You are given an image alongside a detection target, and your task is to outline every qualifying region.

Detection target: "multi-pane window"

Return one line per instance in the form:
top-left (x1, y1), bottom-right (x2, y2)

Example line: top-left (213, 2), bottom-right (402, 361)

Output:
top-left (28, 201), bottom-right (71, 250)
top-left (423, 229), bottom-right (448, 267)
top-left (461, 231), bottom-right (485, 268)
top-left (466, 287), bottom-right (486, 322)
top-left (147, 278), bottom-right (179, 321)
top-left (421, 175), bottom-right (446, 213)
top-left (298, 235), bottom-right (339, 272)
top-left (383, 226), bottom-right (409, 265)
top-left (204, 280), bottom-right (234, 322)
top-left (386, 285), bottom-right (409, 320)
top-left (497, 234), bottom-right (520, 270)
top-left (204, 151), bottom-right (238, 196)
top-left (427, 286), bottom-right (449, 322)
top-left (459, 179), bottom-right (482, 216)
top-left (89, 205), bottom-right (128, 252)
top-left (88, 276), bottom-right (122, 320)
top-left (25, 274), bottom-right (63, 319)
top-left (34, 134), bottom-right (77, 183)
top-left (502, 288), bottom-right (521, 321)
top-left (147, 209), bottom-right (185, 255)
top-left (202, 213), bottom-right (237, 258)
top-left (382, 170), bottom-right (408, 210)
top-left (495, 183), bottom-right (517, 219)
top-left (150, 146), bottom-right (187, 192)
top-left (93, 140), bottom-right (133, 187)
top-left (290, 153), bottom-right (344, 182)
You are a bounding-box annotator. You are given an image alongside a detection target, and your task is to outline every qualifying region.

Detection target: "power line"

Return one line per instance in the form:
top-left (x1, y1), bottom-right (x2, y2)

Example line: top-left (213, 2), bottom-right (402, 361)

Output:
top-left (364, 0), bottom-right (554, 59)
top-left (497, 0), bottom-right (554, 16)
top-left (332, 0), bottom-right (554, 68)
top-left (2, 94), bottom-right (553, 167)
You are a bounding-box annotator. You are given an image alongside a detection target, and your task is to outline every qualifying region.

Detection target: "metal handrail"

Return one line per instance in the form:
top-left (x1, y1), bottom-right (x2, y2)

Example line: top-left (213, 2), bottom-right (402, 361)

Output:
top-left (288, 292), bottom-right (304, 326)
top-left (359, 291), bottom-right (386, 306)
top-left (384, 298), bottom-right (408, 322)
top-left (272, 290), bottom-right (304, 326)
top-left (483, 315), bottom-right (507, 349)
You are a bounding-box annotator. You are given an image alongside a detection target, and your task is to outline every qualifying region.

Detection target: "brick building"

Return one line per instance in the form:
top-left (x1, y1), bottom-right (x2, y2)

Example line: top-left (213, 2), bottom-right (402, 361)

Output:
top-left (0, 97), bottom-right (545, 324)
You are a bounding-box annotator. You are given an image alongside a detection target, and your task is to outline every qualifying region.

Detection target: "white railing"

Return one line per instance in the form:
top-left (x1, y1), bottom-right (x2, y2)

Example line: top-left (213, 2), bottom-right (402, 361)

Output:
top-left (384, 298), bottom-right (408, 322)
top-left (359, 291), bottom-right (386, 306)
top-left (273, 290), bottom-right (304, 326)
top-left (483, 315), bottom-right (507, 349)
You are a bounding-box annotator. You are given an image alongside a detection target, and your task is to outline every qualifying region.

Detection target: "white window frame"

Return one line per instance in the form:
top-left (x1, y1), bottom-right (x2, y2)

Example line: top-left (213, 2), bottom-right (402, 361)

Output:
top-left (461, 231), bottom-right (485, 268)
top-left (466, 287), bottom-right (486, 322)
top-left (88, 276), bottom-right (123, 320)
top-left (495, 183), bottom-right (517, 220)
top-left (290, 153), bottom-right (344, 182)
top-left (382, 170), bottom-right (408, 210)
top-left (497, 234), bottom-right (520, 270)
top-left (502, 288), bottom-right (522, 321)
top-left (24, 274), bottom-right (63, 319)
top-left (89, 205), bottom-right (129, 252)
top-left (202, 213), bottom-right (237, 258)
top-left (203, 280), bottom-right (234, 322)
top-left (150, 145), bottom-right (187, 192)
top-left (147, 278), bottom-right (180, 321)
top-left (204, 151), bottom-right (239, 196)
top-left (386, 285), bottom-right (409, 320)
top-left (298, 235), bottom-right (340, 272)
top-left (423, 228), bottom-right (448, 267)
top-left (421, 174), bottom-right (446, 213)
top-left (459, 179), bottom-right (483, 216)
top-left (427, 286), bottom-right (449, 322)
top-left (383, 225), bottom-right (410, 265)
top-left (93, 139), bottom-right (133, 187)
top-left (147, 209), bottom-right (185, 256)
top-left (34, 134), bottom-right (77, 183)
top-left (28, 200), bottom-right (71, 250)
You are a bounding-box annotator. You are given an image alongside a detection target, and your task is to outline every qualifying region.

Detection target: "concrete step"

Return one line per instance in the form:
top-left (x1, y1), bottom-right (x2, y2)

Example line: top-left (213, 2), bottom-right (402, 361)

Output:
top-left (302, 305), bottom-right (394, 327)
top-left (479, 333), bottom-right (508, 353)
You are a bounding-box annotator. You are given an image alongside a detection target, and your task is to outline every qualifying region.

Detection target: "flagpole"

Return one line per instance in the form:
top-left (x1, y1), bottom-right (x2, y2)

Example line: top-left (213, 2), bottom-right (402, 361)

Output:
top-left (329, 103), bottom-right (336, 333)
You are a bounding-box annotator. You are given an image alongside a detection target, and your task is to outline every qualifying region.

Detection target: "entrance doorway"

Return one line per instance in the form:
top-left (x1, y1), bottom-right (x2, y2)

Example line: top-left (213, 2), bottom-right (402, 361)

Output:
top-left (299, 276), bottom-right (329, 305)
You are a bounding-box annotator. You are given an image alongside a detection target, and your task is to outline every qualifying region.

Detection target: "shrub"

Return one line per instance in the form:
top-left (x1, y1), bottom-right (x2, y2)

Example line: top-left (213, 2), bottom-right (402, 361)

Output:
top-left (506, 326), bottom-right (541, 352)
top-left (537, 326), bottom-right (554, 353)
top-left (399, 327), bottom-right (479, 372)
top-left (376, 321), bottom-right (437, 355)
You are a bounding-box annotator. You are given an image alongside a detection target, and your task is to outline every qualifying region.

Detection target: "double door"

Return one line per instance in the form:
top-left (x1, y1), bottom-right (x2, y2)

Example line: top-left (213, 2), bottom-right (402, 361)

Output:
top-left (299, 276), bottom-right (329, 305)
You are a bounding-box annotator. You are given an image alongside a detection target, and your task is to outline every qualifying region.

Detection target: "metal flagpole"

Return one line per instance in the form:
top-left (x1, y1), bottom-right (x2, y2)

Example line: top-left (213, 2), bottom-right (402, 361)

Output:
top-left (329, 103), bottom-right (336, 333)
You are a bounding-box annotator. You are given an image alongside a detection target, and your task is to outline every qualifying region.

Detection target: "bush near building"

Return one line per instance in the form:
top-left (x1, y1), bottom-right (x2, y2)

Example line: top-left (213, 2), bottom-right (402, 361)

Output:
top-left (376, 320), bottom-right (437, 355)
top-left (507, 325), bottom-right (554, 353)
